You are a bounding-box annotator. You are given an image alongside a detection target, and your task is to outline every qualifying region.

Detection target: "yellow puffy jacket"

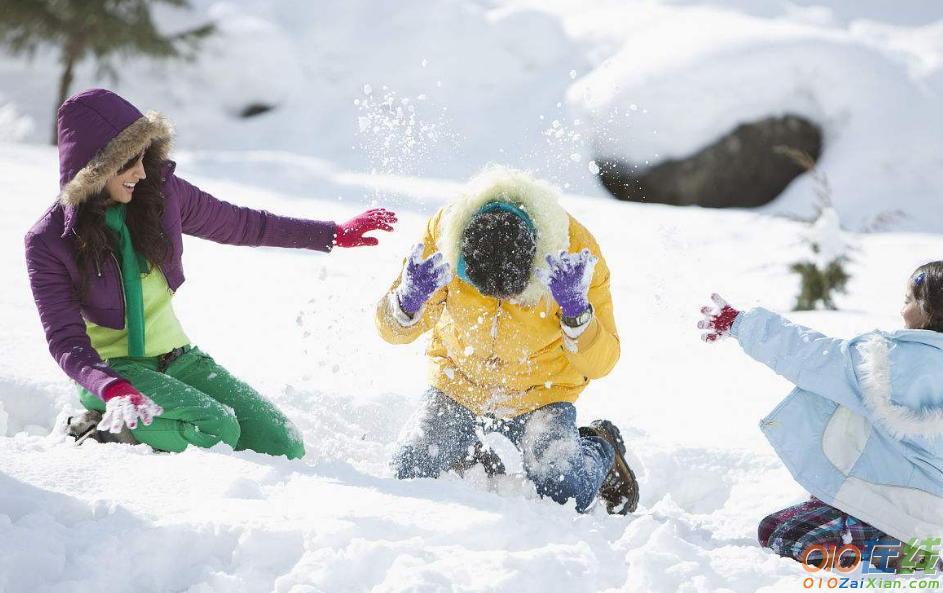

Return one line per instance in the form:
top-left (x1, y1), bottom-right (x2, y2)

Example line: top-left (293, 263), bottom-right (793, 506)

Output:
top-left (376, 167), bottom-right (620, 417)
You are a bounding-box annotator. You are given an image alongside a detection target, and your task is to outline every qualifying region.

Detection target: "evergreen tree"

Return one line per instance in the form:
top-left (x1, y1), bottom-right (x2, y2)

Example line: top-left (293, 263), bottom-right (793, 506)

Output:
top-left (790, 206), bottom-right (851, 310)
top-left (773, 146), bottom-right (852, 311)
top-left (0, 0), bottom-right (214, 143)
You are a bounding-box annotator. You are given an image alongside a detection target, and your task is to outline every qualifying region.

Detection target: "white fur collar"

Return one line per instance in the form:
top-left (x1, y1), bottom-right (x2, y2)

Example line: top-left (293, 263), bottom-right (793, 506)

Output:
top-left (856, 334), bottom-right (943, 441)
top-left (436, 165), bottom-right (570, 307)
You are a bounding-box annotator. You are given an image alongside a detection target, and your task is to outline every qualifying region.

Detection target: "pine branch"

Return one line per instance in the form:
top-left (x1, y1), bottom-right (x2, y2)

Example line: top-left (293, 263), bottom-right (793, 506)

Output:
top-left (859, 209), bottom-right (908, 233)
top-left (0, 0), bottom-right (215, 143)
top-left (773, 145), bottom-right (833, 212)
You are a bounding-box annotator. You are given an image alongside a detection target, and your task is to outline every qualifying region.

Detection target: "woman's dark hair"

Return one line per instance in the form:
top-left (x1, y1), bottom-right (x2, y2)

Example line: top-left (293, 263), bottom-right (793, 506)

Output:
top-left (73, 146), bottom-right (170, 299)
top-left (461, 209), bottom-right (536, 299)
top-left (911, 261), bottom-right (943, 332)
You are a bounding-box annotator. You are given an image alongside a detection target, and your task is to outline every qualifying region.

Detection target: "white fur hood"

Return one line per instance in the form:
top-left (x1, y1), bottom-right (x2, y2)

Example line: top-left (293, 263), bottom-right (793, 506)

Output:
top-left (856, 331), bottom-right (943, 441)
top-left (436, 166), bottom-right (571, 307)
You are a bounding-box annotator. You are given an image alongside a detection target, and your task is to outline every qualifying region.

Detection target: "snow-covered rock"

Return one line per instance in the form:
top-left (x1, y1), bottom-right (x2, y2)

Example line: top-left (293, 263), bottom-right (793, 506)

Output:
top-left (562, 2), bottom-right (943, 230)
top-left (1, 1), bottom-right (940, 229)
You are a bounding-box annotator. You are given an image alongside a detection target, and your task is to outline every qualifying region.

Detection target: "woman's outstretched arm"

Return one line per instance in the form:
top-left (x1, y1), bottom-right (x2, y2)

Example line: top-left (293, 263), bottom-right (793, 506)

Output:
top-left (168, 169), bottom-right (338, 251)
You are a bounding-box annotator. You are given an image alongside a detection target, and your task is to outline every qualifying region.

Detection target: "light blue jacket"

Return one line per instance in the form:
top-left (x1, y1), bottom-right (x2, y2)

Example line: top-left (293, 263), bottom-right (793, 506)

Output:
top-left (732, 308), bottom-right (943, 542)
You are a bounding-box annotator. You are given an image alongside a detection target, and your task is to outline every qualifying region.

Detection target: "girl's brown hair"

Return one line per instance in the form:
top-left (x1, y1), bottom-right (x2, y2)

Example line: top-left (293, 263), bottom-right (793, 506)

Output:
top-left (910, 261), bottom-right (943, 332)
top-left (72, 146), bottom-right (171, 299)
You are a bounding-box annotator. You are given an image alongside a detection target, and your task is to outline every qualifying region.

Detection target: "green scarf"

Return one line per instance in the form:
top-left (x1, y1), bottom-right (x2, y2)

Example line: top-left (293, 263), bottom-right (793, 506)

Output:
top-left (105, 203), bottom-right (147, 356)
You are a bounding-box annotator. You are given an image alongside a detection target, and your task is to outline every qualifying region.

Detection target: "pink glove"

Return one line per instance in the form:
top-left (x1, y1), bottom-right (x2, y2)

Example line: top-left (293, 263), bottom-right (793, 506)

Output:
top-left (698, 293), bottom-right (741, 342)
top-left (334, 208), bottom-right (397, 248)
top-left (99, 381), bottom-right (163, 433)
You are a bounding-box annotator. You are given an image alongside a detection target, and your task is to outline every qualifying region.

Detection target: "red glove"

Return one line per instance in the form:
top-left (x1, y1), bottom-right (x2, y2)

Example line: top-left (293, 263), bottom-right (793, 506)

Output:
top-left (99, 381), bottom-right (163, 432)
top-left (334, 208), bottom-right (397, 248)
top-left (698, 293), bottom-right (741, 342)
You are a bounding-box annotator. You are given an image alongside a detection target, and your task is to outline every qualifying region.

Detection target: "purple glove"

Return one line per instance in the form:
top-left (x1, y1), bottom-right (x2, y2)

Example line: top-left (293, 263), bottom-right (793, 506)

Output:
top-left (536, 249), bottom-right (598, 317)
top-left (396, 243), bottom-right (452, 314)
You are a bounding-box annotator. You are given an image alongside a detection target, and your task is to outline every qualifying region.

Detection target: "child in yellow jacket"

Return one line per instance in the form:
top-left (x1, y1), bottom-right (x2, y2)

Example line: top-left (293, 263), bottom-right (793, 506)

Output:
top-left (376, 165), bottom-right (638, 514)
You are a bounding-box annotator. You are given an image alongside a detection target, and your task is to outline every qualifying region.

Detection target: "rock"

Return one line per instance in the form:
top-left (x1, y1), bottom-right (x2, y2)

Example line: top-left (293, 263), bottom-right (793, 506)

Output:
top-left (596, 115), bottom-right (823, 208)
top-left (239, 103), bottom-right (276, 119)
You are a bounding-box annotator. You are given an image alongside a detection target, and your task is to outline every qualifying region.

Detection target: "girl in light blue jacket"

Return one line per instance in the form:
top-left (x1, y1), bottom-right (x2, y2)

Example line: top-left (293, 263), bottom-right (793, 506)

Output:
top-left (699, 262), bottom-right (943, 567)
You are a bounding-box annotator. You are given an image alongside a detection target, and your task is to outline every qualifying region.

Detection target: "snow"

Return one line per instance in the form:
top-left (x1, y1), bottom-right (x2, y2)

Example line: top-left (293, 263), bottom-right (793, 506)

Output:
top-left (808, 207), bottom-right (848, 269)
top-left (2, 0), bottom-right (942, 591)
top-left (2, 141), bottom-right (939, 592)
top-left (1, 0), bottom-right (941, 231)
top-left (560, 1), bottom-right (943, 231)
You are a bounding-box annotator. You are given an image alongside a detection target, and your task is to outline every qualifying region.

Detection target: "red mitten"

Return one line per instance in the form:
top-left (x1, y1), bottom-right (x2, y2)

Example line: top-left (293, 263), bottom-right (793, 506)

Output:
top-left (697, 293), bottom-right (741, 342)
top-left (334, 208), bottom-right (397, 248)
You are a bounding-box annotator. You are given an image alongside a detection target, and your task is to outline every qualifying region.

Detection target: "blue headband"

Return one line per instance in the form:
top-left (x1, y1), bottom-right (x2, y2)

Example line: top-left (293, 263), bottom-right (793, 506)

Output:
top-left (915, 272), bottom-right (926, 287)
top-left (456, 201), bottom-right (537, 285)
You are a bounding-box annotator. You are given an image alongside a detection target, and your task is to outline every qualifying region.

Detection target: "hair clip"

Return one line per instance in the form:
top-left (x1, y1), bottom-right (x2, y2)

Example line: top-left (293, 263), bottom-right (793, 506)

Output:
top-left (915, 272), bottom-right (926, 287)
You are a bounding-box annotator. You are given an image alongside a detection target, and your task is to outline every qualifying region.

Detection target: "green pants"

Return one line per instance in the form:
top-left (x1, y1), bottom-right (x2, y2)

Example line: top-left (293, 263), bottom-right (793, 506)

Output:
top-left (79, 346), bottom-right (305, 459)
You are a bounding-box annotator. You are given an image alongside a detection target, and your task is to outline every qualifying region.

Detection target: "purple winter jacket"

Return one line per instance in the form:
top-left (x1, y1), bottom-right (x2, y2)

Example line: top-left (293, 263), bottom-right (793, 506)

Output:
top-left (25, 89), bottom-right (336, 401)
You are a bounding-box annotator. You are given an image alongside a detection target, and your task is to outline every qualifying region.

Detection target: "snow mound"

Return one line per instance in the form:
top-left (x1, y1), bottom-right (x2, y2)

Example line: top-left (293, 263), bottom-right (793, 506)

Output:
top-left (563, 3), bottom-right (943, 230)
top-left (3, 0), bottom-right (938, 230)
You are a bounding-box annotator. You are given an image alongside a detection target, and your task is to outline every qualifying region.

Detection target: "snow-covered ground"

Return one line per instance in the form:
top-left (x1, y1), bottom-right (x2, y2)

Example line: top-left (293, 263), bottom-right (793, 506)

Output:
top-left (1, 141), bottom-right (940, 592)
top-left (2, 1), bottom-right (943, 591)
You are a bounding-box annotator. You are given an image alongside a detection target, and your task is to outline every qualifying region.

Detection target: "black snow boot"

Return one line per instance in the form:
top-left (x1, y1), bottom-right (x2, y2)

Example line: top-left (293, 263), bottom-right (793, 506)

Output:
top-left (450, 441), bottom-right (506, 477)
top-left (67, 410), bottom-right (138, 446)
top-left (580, 420), bottom-right (640, 515)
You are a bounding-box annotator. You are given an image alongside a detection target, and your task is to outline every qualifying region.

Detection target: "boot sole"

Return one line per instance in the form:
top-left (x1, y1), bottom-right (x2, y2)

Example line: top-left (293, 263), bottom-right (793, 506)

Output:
top-left (68, 411), bottom-right (103, 444)
top-left (69, 411), bottom-right (140, 446)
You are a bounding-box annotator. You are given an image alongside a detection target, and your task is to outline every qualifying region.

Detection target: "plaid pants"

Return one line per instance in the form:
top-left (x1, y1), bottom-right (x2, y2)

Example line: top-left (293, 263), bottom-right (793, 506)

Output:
top-left (758, 498), bottom-right (894, 567)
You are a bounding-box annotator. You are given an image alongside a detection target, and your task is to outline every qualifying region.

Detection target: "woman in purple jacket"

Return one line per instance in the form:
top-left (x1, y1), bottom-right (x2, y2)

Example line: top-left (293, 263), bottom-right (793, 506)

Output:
top-left (25, 88), bottom-right (396, 458)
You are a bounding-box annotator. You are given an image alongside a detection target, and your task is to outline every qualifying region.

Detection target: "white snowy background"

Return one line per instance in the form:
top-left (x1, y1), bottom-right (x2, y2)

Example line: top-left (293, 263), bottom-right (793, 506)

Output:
top-left (1, 0), bottom-right (942, 591)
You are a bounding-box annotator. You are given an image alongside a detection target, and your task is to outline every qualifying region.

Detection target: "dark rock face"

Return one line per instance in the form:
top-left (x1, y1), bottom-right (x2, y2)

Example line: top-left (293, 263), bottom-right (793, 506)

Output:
top-left (596, 115), bottom-right (823, 208)
top-left (239, 103), bottom-right (276, 118)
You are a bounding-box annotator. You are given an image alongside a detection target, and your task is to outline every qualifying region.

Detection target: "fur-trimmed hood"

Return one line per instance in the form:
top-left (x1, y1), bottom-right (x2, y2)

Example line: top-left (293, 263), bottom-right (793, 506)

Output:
top-left (56, 89), bottom-right (173, 208)
top-left (856, 331), bottom-right (943, 441)
top-left (436, 165), bottom-right (570, 307)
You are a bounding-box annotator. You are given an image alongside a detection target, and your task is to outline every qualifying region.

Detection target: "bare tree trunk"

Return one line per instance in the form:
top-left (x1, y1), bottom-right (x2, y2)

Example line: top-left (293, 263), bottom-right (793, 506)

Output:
top-left (52, 39), bottom-right (80, 145)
